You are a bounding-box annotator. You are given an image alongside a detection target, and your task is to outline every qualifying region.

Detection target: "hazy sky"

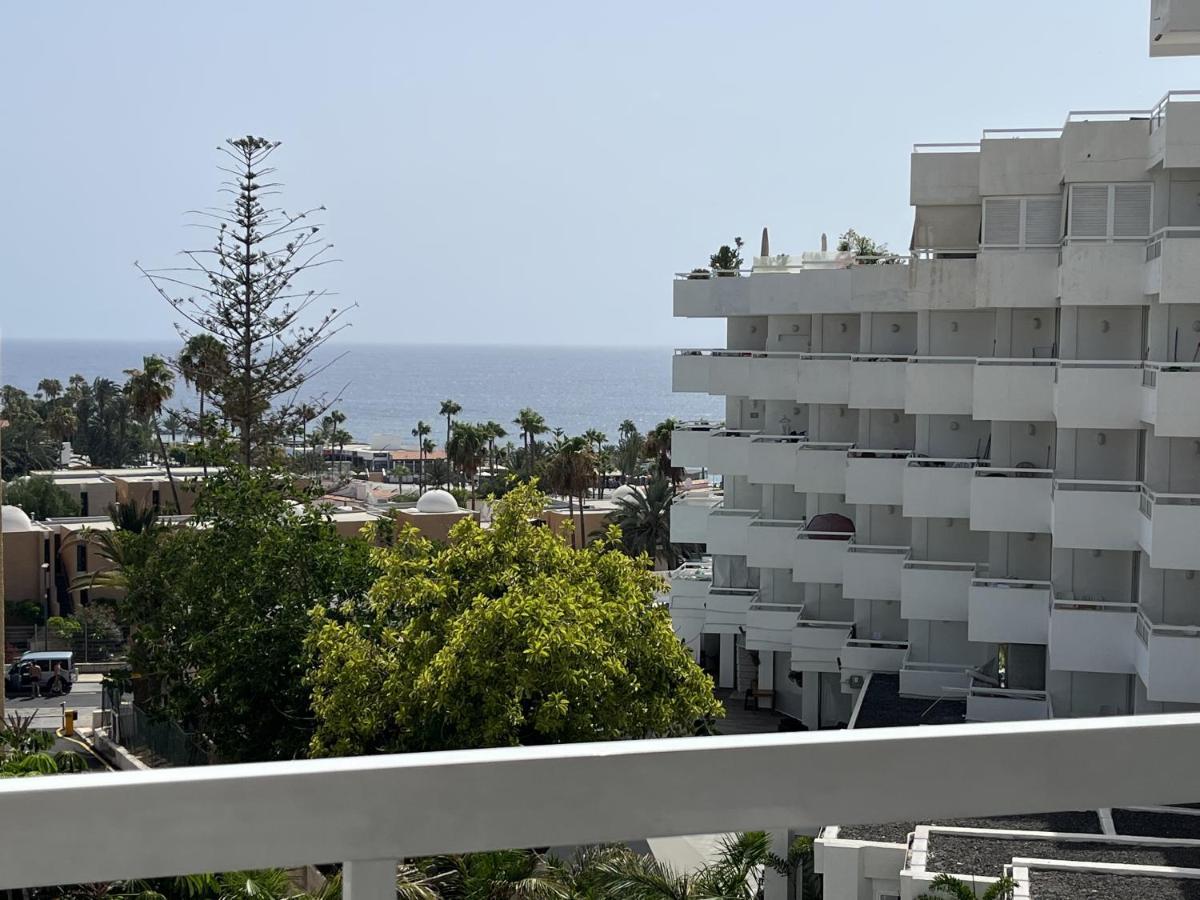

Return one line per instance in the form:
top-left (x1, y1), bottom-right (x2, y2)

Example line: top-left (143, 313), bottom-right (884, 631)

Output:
top-left (1, 2), bottom-right (1194, 347)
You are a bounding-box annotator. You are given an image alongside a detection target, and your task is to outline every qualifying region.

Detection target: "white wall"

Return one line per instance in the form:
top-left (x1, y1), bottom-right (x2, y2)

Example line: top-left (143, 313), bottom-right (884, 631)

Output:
top-left (1053, 548), bottom-right (1135, 603)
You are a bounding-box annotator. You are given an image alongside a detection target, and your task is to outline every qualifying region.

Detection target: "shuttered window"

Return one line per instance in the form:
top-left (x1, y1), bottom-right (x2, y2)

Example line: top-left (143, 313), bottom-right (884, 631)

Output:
top-left (1068, 183), bottom-right (1152, 239)
top-left (982, 196), bottom-right (1062, 248)
top-left (982, 198), bottom-right (1020, 246)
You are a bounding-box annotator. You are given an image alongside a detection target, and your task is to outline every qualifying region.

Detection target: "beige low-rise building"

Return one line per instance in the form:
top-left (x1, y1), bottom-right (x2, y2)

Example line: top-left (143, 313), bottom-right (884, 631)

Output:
top-left (391, 489), bottom-right (479, 542)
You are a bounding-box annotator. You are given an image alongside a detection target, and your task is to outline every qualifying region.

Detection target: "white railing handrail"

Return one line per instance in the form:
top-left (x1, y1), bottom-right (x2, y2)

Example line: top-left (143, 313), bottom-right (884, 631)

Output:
top-left (981, 127), bottom-right (1063, 139)
top-left (1053, 599), bottom-right (1139, 613)
top-left (1053, 479), bottom-right (1141, 492)
top-left (10, 717), bottom-right (1200, 891)
top-left (907, 355), bottom-right (978, 365)
top-left (1056, 359), bottom-right (1145, 369)
top-left (1147, 224), bottom-right (1200, 241)
top-left (1139, 609), bottom-right (1200, 639)
top-left (975, 357), bottom-right (1058, 367)
top-left (795, 618), bottom-right (856, 629)
top-left (974, 467), bottom-right (1054, 478)
top-left (972, 577), bottom-right (1053, 590)
top-left (847, 448), bottom-right (914, 460)
top-left (903, 559), bottom-right (979, 572)
top-left (850, 352), bottom-right (911, 362)
top-left (795, 530), bottom-right (855, 541)
top-left (845, 544), bottom-right (911, 555)
top-left (905, 457), bottom-right (983, 468)
top-left (798, 441), bottom-right (855, 451)
top-left (912, 142), bottom-right (980, 152)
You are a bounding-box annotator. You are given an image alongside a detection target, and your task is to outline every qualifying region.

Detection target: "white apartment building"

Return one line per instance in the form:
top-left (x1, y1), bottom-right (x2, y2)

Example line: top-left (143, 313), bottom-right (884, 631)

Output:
top-left (668, 92), bottom-right (1200, 733)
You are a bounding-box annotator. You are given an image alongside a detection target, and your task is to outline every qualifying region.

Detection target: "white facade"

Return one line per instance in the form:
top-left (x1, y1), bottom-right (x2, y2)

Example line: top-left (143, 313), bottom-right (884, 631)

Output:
top-left (669, 91), bottom-right (1200, 732)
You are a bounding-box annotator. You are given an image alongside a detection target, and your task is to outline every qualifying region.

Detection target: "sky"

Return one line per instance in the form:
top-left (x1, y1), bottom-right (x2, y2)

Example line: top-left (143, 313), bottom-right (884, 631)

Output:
top-left (0, 1), bottom-right (1196, 348)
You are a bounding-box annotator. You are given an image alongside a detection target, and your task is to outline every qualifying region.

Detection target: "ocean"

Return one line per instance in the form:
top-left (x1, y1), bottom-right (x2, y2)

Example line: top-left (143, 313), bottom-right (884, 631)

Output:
top-left (0, 338), bottom-right (723, 446)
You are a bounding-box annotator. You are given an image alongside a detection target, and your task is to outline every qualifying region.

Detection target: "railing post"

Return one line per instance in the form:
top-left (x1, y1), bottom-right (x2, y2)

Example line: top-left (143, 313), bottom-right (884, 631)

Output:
top-left (343, 858), bottom-right (397, 900)
top-left (763, 829), bottom-right (790, 900)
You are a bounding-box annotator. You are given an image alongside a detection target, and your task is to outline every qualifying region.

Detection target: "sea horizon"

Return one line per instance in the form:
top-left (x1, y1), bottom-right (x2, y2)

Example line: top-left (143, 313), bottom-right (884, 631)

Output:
top-left (0, 336), bottom-right (722, 446)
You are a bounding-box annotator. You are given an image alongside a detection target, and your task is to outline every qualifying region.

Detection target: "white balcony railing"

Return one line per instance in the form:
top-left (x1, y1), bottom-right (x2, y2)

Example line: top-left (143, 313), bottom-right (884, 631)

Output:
top-left (900, 559), bottom-right (978, 622)
top-left (1139, 486), bottom-right (1200, 569)
top-left (905, 356), bottom-right (976, 415)
top-left (902, 458), bottom-right (980, 519)
top-left (795, 441), bottom-right (853, 494)
top-left (9, 717), bottom-right (1200, 894)
top-left (969, 467), bottom-right (1054, 534)
top-left (968, 578), bottom-right (1052, 645)
top-left (1049, 599), bottom-right (1139, 675)
top-left (745, 518), bottom-right (803, 570)
top-left (842, 544), bottom-right (908, 601)
top-left (1051, 479), bottom-right (1142, 551)
top-left (793, 531), bottom-right (853, 584)
top-left (845, 448), bottom-right (910, 506)
top-left (1053, 361), bottom-right (1144, 429)
top-left (792, 618), bottom-right (856, 671)
top-left (965, 685), bottom-right (1052, 722)
top-left (848, 354), bottom-right (908, 410)
top-left (972, 358), bottom-right (1056, 422)
top-left (745, 601), bottom-right (804, 653)
top-left (1142, 361), bottom-right (1200, 436)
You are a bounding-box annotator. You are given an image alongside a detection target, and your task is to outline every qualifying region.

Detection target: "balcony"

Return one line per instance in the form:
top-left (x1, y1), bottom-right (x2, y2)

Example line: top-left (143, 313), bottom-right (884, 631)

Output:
top-left (1151, 4), bottom-right (1200, 56)
top-left (1145, 228), bottom-right (1200, 300)
top-left (708, 351), bottom-right (754, 396)
top-left (905, 357), bottom-right (976, 415)
top-left (672, 349), bottom-right (712, 393)
top-left (1053, 361), bottom-right (1145, 429)
top-left (745, 519), bottom-right (802, 570)
top-left (795, 442), bottom-right (852, 494)
top-left (747, 352), bottom-right (801, 401)
top-left (706, 429), bottom-right (759, 477)
top-left (900, 560), bottom-right (977, 621)
top-left (791, 618), bottom-right (855, 671)
top-left (910, 145), bottom-right (980, 206)
top-left (746, 435), bottom-right (804, 486)
top-left (793, 531), bottom-right (853, 584)
top-left (1142, 362), bottom-right (1200, 436)
top-left (744, 601), bottom-right (803, 653)
top-left (909, 257), bottom-right (977, 310)
top-left (1059, 240), bottom-right (1147, 307)
top-left (976, 249), bottom-right (1059, 308)
top-left (1139, 487), bottom-right (1200, 570)
top-left (666, 561), bottom-right (712, 600)
top-left (1051, 480), bottom-right (1142, 551)
top-left (704, 587), bottom-right (758, 633)
top-left (968, 578), bottom-right (1052, 645)
top-left (902, 458), bottom-right (978, 519)
top-left (841, 544), bottom-right (907, 601)
top-left (898, 656), bottom-right (976, 698)
top-left (969, 468), bottom-right (1053, 534)
top-left (839, 639), bottom-right (910, 683)
top-left (965, 684), bottom-right (1052, 722)
top-left (671, 423), bottom-right (720, 470)
top-left (1136, 612), bottom-right (1200, 703)
top-left (705, 507), bottom-right (757, 556)
top-left (672, 271), bottom-right (749, 317)
top-left (11, 716), bottom-right (1200, 898)
top-left (972, 358), bottom-right (1056, 422)
top-left (669, 490), bottom-right (720, 544)
top-left (848, 354), bottom-right (908, 409)
top-left (844, 449), bottom-right (910, 506)
top-left (1048, 599), bottom-right (1138, 675)
top-left (796, 353), bottom-right (852, 405)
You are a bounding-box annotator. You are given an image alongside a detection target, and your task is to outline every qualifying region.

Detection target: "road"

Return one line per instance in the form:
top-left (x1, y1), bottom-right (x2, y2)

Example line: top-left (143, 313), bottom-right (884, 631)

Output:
top-left (4, 679), bottom-right (104, 731)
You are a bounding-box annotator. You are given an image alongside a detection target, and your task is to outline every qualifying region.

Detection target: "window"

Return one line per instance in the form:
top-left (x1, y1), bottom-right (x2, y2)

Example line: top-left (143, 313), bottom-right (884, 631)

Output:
top-left (1067, 183), bottom-right (1152, 239)
top-left (75, 544), bottom-right (87, 573)
top-left (982, 196), bottom-right (1062, 248)
top-left (151, 489), bottom-right (161, 509)
top-left (79, 490), bottom-right (88, 516)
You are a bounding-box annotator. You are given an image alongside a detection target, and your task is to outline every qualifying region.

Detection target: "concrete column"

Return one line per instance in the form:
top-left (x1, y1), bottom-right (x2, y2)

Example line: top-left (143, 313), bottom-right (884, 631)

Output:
top-left (719, 632), bottom-right (736, 689)
top-left (343, 859), bottom-right (397, 900)
top-left (802, 676), bottom-right (820, 731)
top-left (759, 650), bottom-right (775, 709)
top-left (762, 829), bottom-right (791, 900)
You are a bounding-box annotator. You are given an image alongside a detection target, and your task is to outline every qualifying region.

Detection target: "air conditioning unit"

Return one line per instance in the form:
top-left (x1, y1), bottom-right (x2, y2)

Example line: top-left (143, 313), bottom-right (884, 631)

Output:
top-left (847, 674), bottom-right (865, 690)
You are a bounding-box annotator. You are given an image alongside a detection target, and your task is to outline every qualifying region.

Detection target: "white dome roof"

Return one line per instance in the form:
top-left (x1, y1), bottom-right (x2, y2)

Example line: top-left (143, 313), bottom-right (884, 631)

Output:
top-left (611, 484), bottom-right (642, 504)
top-left (1, 505), bottom-right (35, 532)
top-left (416, 489), bottom-right (459, 514)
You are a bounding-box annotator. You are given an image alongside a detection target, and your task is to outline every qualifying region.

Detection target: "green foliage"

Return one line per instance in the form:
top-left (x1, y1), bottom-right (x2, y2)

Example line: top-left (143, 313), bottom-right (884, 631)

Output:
top-left (766, 836), bottom-right (821, 900)
top-left (47, 615), bottom-right (83, 642)
top-left (709, 236), bottom-right (744, 272)
top-left (3, 475), bottom-right (80, 519)
top-left (837, 228), bottom-right (891, 262)
top-left (121, 467), bottom-right (379, 762)
top-left (610, 475), bottom-right (680, 569)
top-left (308, 481), bottom-right (721, 756)
top-left (0, 713), bottom-right (85, 778)
top-left (918, 872), bottom-right (1015, 900)
top-left (6, 599), bottom-right (45, 626)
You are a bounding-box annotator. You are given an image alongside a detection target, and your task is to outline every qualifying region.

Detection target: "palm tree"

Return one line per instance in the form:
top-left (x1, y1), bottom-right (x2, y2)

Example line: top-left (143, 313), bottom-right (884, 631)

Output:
top-left (439, 399), bottom-right (462, 485)
top-left (643, 418), bottom-right (680, 486)
top-left (123, 355), bottom-right (180, 512)
top-left (616, 427), bottom-right (645, 485)
top-left (297, 403), bottom-right (319, 471)
top-left (513, 408), bottom-right (548, 478)
top-left (178, 334), bottom-right (230, 475)
top-left (619, 418), bottom-right (638, 440)
top-left (592, 831), bottom-right (771, 899)
top-left (918, 872), bottom-right (1015, 900)
top-left (584, 428), bottom-right (608, 498)
top-left (447, 423), bottom-right (487, 509)
top-left (482, 420), bottom-right (507, 478)
top-left (46, 404), bottom-right (77, 445)
top-left (546, 436), bottom-right (596, 547)
top-left (411, 420), bottom-right (433, 493)
top-left (610, 474), bottom-right (678, 568)
top-left (72, 500), bottom-right (162, 594)
top-left (36, 378), bottom-right (63, 403)
top-left (422, 438), bottom-right (437, 490)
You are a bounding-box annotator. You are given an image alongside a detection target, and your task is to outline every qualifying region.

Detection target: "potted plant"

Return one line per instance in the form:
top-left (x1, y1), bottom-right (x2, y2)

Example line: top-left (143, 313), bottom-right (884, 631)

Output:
top-left (686, 268), bottom-right (711, 280)
top-left (710, 237), bottom-right (744, 276)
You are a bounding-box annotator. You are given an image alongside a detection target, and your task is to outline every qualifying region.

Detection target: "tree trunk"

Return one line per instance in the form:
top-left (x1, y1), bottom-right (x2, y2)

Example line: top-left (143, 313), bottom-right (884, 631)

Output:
top-left (154, 418), bottom-right (182, 513)
top-left (199, 390), bottom-right (208, 476)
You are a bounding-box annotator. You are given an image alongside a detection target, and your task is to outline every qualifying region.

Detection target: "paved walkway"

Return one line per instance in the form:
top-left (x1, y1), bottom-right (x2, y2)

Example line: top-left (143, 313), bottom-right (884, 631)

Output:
top-left (714, 689), bottom-right (785, 735)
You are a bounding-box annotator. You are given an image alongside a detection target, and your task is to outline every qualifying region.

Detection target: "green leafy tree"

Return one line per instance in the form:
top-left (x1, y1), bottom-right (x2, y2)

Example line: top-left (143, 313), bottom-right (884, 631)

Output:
top-left (583, 428), bottom-right (607, 498)
top-left (140, 136), bottom-right (349, 467)
top-left (643, 419), bottom-right (680, 485)
top-left (446, 422), bottom-right (486, 508)
top-left (482, 420), bottom-right (507, 477)
top-left (2, 475), bottom-right (80, 519)
top-left (307, 481), bottom-right (721, 756)
top-left (36, 378), bottom-right (63, 403)
top-left (121, 468), bottom-right (379, 762)
top-left (837, 228), bottom-right (892, 263)
top-left (615, 425), bottom-right (644, 485)
top-left (709, 236), bottom-right (744, 273)
top-left (0, 386), bottom-right (57, 478)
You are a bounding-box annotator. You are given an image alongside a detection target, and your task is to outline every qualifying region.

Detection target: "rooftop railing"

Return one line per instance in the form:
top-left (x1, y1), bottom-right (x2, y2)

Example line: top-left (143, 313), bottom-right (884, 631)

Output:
top-left (7, 718), bottom-right (1200, 893)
